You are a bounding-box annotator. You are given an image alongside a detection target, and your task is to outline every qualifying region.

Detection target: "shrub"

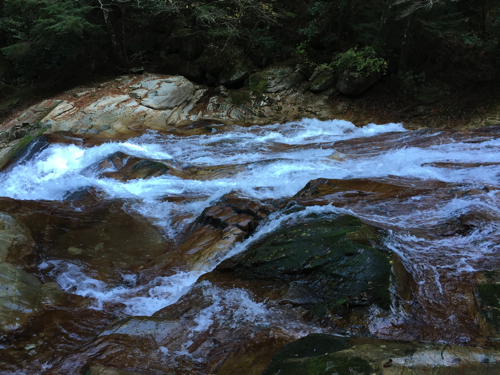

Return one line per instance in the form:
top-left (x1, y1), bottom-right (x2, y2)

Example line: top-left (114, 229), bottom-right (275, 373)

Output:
top-left (332, 46), bottom-right (388, 75)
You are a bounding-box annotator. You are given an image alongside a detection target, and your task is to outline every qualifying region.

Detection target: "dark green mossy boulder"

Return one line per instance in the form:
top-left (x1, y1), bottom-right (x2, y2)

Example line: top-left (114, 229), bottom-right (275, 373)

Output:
top-left (310, 73), bottom-right (336, 93)
top-left (476, 270), bottom-right (500, 337)
top-left (211, 215), bottom-right (392, 321)
top-left (263, 334), bottom-right (372, 375)
top-left (248, 66), bottom-right (304, 93)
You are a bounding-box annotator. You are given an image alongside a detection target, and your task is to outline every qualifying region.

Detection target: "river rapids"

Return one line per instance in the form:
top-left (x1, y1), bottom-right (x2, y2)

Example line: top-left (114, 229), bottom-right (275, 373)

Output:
top-left (1, 119), bottom-right (500, 373)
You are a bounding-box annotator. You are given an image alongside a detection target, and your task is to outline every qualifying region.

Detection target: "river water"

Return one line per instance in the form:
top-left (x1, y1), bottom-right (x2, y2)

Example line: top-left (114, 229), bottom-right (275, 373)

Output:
top-left (1, 119), bottom-right (500, 372)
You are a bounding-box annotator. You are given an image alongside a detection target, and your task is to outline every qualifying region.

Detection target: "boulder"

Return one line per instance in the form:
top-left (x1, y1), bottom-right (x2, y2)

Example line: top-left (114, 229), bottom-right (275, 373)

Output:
top-left (207, 215), bottom-right (393, 322)
top-left (475, 269), bottom-right (500, 338)
top-left (0, 198), bottom-right (170, 280)
top-left (0, 99), bottom-right (60, 171)
top-left (264, 334), bottom-right (500, 375)
top-left (219, 63), bottom-right (251, 87)
top-left (249, 66), bottom-right (305, 93)
top-left (154, 194), bottom-right (275, 271)
top-left (336, 70), bottom-right (381, 96)
top-left (140, 77), bottom-right (196, 110)
top-left (0, 261), bottom-right (41, 333)
top-left (309, 72), bottom-right (336, 93)
top-left (0, 212), bottom-right (35, 266)
top-left (89, 151), bottom-right (247, 182)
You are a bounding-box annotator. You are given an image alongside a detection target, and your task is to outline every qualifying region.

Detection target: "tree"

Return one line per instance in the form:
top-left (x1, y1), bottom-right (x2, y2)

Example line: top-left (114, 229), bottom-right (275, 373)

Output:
top-left (0, 0), bottom-right (99, 78)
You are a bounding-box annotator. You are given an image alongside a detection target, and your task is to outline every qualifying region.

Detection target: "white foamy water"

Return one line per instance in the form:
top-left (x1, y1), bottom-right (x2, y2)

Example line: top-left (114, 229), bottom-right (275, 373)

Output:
top-left (44, 260), bottom-right (203, 316)
top-left (2, 118), bottom-right (500, 324)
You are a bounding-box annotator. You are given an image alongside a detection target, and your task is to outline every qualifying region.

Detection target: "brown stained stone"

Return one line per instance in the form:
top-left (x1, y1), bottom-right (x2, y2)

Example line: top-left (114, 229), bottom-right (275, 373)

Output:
top-left (392, 254), bottom-right (418, 312)
top-left (0, 294), bottom-right (117, 373)
top-left (330, 126), bottom-right (500, 156)
top-left (46, 284), bottom-right (305, 375)
top-left (423, 161), bottom-right (500, 169)
top-left (0, 197), bottom-right (170, 279)
top-left (153, 194), bottom-right (275, 272)
top-left (91, 151), bottom-right (246, 182)
top-left (293, 177), bottom-right (448, 208)
top-left (88, 367), bottom-right (145, 375)
top-left (213, 333), bottom-right (292, 375)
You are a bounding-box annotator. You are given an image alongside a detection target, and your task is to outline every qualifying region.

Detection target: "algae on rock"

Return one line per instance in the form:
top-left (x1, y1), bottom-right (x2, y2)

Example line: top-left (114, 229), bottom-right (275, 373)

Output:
top-left (210, 215), bottom-right (393, 321)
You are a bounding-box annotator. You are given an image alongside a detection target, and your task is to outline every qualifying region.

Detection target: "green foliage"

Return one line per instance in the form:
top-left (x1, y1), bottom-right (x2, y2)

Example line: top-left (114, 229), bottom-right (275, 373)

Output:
top-left (398, 70), bottom-right (450, 102)
top-left (0, 0), bottom-right (100, 79)
top-left (0, 0), bottom-right (498, 87)
top-left (299, 20), bottom-right (319, 41)
top-left (332, 47), bottom-right (388, 75)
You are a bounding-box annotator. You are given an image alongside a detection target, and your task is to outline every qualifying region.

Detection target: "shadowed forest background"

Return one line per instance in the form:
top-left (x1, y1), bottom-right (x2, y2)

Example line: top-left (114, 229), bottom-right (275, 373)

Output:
top-left (0, 0), bottom-right (499, 120)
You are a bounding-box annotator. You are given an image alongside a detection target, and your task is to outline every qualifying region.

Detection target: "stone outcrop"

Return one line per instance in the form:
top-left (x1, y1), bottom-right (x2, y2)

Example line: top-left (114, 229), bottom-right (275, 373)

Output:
top-left (0, 261), bottom-right (42, 334)
top-left (309, 72), bottom-right (336, 93)
top-left (0, 211), bottom-right (66, 334)
top-left (264, 334), bottom-right (500, 375)
top-left (0, 212), bottom-right (35, 266)
top-left (0, 99), bottom-right (60, 170)
top-left (475, 269), bottom-right (500, 339)
top-left (336, 70), bottom-right (381, 96)
top-left (206, 215), bottom-right (394, 323)
top-left (0, 69), bottom-right (351, 171)
top-left (219, 63), bottom-right (251, 87)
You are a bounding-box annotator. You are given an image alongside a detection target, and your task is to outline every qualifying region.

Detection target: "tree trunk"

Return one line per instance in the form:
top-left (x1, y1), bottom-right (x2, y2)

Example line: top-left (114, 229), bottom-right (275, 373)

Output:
top-left (398, 14), bottom-right (414, 74)
top-left (102, 7), bottom-right (128, 68)
top-left (119, 4), bottom-right (129, 66)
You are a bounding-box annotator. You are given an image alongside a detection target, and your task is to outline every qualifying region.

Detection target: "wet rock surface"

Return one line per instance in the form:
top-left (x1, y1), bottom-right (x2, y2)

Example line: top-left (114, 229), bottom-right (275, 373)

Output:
top-left (207, 216), bottom-right (393, 323)
top-left (264, 334), bottom-right (500, 375)
top-left (1, 102), bottom-right (500, 373)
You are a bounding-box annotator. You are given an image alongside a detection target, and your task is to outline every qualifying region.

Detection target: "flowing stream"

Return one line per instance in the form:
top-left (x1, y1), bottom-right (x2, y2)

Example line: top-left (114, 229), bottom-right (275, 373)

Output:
top-left (1, 119), bottom-right (500, 372)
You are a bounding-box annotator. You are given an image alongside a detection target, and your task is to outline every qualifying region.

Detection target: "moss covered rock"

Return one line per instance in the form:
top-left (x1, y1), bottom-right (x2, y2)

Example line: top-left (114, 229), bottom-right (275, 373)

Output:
top-left (309, 72), bottom-right (336, 93)
top-left (219, 63), bottom-right (251, 87)
top-left (248, 66), bottom-right (304, 93)
top-left (336, 70), bottom-right (381, 96)
top-left (210, 215), bottom-right (392, 321)
top-left (264, 335), bottom-right (500, 375)
top-left (263, 334), bottom-right (372, 375)
top-left (476, 269), bottom-right (500, 338)
top-left (0, 261), bottom-right (42, 334)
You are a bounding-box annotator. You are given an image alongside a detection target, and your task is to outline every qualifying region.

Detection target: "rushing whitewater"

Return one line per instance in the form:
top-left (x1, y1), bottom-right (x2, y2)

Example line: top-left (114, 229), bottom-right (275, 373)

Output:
top-left (1, 118), bottom-right (500, 341)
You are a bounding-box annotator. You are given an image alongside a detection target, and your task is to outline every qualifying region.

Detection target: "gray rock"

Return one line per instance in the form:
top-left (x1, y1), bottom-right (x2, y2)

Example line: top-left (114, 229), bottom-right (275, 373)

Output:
top-left (0, 212), bottom-right (34, 264)
top-left (73, 91), bottom-right (89, 98)
top-left (0, 261), bottom-right (42, 333)
top-left (129, 66), bottom-right (145, 75)
top-left (40, 282), bottom-right (66, 306)
top-left (14, 129), bottom-right (28, 139)
top-left (336, 70), bottom-right (381, 96)
top-left (0, 130), bottom-right (9, 140)
top-left (249, 67), bottom-right (305, 93)
top-left (295, 63), bottom-right (313, 80)
top-left (215, 85), bottom-right (229, 97)
top-left (267, 67), bottom-right (305, 93)
top-left (219, 63), bottom-right (250, 86)
top-left (141, 77), bottom-right (195, 110)
top-left (309, 73), bottom-right (336, 93)
top-left (129, 89), bottom-right (148, 99)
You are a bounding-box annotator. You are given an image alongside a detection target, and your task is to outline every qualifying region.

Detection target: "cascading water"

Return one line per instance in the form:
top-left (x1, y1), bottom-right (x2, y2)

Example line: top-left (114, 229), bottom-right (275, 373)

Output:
top-left (1, 118), bottom-right (500, 372)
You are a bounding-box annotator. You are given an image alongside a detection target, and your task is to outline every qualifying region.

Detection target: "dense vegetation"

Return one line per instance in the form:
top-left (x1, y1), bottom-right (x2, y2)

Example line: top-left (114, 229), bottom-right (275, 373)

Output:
top-left (0, 0), bottom-right (499, 98)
